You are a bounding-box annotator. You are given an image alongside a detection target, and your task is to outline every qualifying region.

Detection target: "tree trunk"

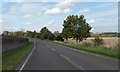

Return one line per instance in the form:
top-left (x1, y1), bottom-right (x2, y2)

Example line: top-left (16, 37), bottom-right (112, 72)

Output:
top-left (65, 38), bottom-right (68, 44)
top-left (66, 39), bottom-right (68, 43)
top-left (76, 39), bottom-right (78, 44)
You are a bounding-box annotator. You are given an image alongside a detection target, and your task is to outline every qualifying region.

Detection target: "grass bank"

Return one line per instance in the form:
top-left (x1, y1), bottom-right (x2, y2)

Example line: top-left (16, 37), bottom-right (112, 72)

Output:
top-left (2, 42), bottom-right (34, 70)
top-left (54, 41), bottom-right (119, 59)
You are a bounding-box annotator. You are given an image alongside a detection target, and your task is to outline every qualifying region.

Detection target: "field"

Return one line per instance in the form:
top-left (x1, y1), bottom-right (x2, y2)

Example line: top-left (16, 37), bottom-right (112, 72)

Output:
top-left (65, 37), bottom-right (118, 48)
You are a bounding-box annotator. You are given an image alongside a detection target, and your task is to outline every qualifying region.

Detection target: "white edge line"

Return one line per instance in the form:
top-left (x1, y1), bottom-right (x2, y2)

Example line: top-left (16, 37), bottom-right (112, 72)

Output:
top-left (19, 42), bottom-right (36, 71)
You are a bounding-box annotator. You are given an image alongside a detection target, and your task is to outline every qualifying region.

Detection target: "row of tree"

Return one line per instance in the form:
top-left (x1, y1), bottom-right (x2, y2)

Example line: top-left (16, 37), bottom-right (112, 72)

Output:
top-left (3, 27), bottom-right (64, 41)
top-left (2, 15), bottom-right (92, 43)
top-left (91, 32), bottom-right (119, 37)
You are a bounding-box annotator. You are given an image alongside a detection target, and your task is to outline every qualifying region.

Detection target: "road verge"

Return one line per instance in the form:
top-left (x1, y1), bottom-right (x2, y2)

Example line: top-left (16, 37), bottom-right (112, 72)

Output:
top-left (53, 41), bottom-right (119, 59)
top-left (2, 42), bottom-right (34, 70)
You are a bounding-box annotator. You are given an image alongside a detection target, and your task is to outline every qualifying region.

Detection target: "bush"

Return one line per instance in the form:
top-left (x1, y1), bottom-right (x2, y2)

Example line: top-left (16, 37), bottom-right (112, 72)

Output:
top-left (55, 35), bottom-right (64, 42)
top-left (114, 43), bottom-right (120, 50)
top-left (82, 42), bottom-right (92, 47)
top-left (92, 36), bottom-right (104, 47)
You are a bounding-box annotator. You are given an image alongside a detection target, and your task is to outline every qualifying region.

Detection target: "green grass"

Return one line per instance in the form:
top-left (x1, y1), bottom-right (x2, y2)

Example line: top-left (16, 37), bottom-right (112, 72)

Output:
top-left (2, 42), bottom-right (34, 70)
top-left (54, 41), bottom-right (119, 59)
top-left (0, 55), bottom-right (2, 71)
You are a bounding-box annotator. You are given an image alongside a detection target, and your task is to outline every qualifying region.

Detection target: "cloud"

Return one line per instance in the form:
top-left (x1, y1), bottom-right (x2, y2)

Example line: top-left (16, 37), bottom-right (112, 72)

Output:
top-left (55, 0), bottom-right (75, 8)
top-left (0, 19), bottom-right (4, 24)
top-left (37, 12), bottom-right (42, 16)
top-left (79, 9), bottom-right (90, 13)
top-left (63, 8), bottom-right (71, 13)
top-left (25, 22), bottom-right (31, 25)
top-left (0, 19), bottom-right (3, 23)
top-left (23, 14), bottom-right (32, 18)
top-left (46, 19), bottom-right (55, 27)
top-left (96, 3), bottom-right (114, 8)
top-left (88, 19), bottom-right (95, 24)
top-left (10, 6), bottom-right (17, 11)
top-left (40, 19), bottom-right (56, 32)
top-left (1, 0), bottom-right (120, 2)
top-left (44, 8), bottom-right (62, 15)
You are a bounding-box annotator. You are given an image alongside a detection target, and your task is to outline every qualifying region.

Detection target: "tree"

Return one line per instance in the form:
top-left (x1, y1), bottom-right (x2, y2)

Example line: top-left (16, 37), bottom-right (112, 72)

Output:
top-left (26, 31), bottom-right (35, 38)
top-left (3, 31), bottom-right (9, 36)
top-left (62, 15), bottom-right (92, 44)
top-left (54, 31), bottom-right (60, 37)
top-left (40, 27), bottom-right (55, 40)
top-left (54, 31), bottom-right (64, 42)
top-left (92, 36), bottom-right (104, 46)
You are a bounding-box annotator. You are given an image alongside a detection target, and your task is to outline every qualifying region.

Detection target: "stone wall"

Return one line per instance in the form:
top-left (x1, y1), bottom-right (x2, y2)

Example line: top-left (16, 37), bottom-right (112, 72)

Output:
top-left (2, 35), bottom-right (28, 53)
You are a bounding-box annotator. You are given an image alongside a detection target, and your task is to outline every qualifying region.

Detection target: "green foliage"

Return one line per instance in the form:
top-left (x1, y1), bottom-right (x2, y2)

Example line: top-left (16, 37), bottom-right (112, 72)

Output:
top-left (54, 31), bottom-right (64, 42)
top-left (2, 30), bottom-right (41, 38)
top-left (54, 31), bottom-right (60, 37)
top-left (92, 36), bottom-right (104, 46)
top-left (62, 15), bottom-right (92, 43)
top-left (2, 42), bottom-right (34, 70)
top-left (40, 27), bottom-right (55, 40)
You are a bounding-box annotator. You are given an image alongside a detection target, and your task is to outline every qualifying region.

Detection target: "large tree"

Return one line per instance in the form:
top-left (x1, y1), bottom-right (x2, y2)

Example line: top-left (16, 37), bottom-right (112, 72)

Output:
top-left (62, 15), bottom-right (92, 44)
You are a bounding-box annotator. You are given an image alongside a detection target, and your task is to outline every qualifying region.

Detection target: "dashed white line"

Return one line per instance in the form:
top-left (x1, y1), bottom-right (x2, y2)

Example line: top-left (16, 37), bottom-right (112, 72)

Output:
top-left (46, 45), bottom-right (56, 51)
top-left (59, 54), bottom-right (85, 70)
top-left (19, 43), bottom-right (36, 71)
top-left (46, 44), bottom-right (85, 70)
top-left (51, 48), bottom-right (55, 51)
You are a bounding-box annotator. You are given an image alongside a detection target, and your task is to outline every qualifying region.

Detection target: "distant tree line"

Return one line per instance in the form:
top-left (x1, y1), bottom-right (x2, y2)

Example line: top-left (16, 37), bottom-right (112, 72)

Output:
top-left (2, 27), bottom-right (64, 42)
top-left (91, 32), bottom-right (119, 37)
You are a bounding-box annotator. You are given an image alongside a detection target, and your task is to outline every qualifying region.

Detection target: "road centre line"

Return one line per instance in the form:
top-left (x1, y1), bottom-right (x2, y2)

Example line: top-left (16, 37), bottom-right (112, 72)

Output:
top-left (59, 54), bottom-right (85, 70)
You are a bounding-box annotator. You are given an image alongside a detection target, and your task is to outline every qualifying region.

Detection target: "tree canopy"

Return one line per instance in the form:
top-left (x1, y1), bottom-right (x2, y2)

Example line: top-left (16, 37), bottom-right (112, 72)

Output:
top-left (62, 15), bottom-right (92, 43)
top-left (40, 27), bottom-right (55, 40)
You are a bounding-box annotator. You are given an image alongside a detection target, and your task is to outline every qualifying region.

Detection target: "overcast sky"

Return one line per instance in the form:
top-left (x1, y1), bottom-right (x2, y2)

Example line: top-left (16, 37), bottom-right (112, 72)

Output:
top-left (0, 0), bottom-right (119, 33)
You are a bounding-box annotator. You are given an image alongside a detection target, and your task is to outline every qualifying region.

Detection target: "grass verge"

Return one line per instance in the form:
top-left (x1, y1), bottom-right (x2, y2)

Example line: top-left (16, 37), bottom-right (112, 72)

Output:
top-left (54, 41), bottom-right (119, 59)
top-left (2, 42), bottom-right (34, 70)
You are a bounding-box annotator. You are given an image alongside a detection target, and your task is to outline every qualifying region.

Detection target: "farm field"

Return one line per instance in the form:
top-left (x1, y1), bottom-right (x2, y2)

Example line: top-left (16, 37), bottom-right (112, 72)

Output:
top-left (66, 37), bottom-right (118, 48)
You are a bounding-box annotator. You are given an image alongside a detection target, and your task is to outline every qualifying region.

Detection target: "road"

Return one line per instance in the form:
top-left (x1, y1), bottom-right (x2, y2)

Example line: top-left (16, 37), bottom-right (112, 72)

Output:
top-left (21, 39), bottom-right (118, 70)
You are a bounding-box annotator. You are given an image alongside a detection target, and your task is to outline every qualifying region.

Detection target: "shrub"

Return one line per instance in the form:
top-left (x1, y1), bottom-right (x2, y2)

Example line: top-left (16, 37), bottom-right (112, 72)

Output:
top-left (82, 42), bottom-right (92, 47)
top-left (92, 36), bottom-right (104, 47)
top-left (55, 35), bottom-right (64, 42)
top-left (114, 43), bottom-right (120, 50)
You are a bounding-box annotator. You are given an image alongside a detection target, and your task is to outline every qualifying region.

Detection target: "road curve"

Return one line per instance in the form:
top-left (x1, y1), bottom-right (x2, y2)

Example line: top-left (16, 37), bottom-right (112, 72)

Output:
top-left (21, 39), bottom-right (118, 70)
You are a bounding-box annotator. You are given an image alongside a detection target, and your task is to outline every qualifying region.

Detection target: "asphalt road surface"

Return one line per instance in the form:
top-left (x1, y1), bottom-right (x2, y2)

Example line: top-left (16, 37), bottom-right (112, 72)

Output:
top-left (21, 39), bottom-right (118, 70)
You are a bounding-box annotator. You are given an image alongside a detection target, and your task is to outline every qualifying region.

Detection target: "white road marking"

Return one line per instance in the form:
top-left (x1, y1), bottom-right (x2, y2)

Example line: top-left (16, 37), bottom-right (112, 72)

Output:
top-left (59, 54), bottom-right (85, 70)
top-left (46, 44), bottom-right (85, 70)
top-left (19, 43), bottom-right (36, 71)
top-left (51, 48), bottom-right (55, 51)
top-left (46, 45), bottom-right (50, 48)
top-left (46, 45), bottom-right (56, 51)
top-left (19, 53), bottom-right (32, 71)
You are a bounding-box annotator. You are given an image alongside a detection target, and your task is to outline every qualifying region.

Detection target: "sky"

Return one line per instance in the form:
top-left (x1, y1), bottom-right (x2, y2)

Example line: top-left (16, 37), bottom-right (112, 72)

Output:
top-left (0, 1), bottom-right (119, 33)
